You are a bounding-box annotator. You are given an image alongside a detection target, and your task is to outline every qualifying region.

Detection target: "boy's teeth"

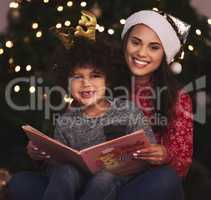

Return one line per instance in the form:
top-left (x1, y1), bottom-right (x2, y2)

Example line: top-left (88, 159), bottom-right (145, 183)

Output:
top-left (82, 91), bottom-right (92, 95)
top-left (81, 91), bottom-right (95, 97)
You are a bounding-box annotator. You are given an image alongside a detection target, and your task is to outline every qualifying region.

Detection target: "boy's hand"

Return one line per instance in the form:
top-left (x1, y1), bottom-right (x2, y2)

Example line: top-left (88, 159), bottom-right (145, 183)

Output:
top-left (133, 144), bottom-right (168, 165)
top-left (26, 141), bottom-right (51, 160)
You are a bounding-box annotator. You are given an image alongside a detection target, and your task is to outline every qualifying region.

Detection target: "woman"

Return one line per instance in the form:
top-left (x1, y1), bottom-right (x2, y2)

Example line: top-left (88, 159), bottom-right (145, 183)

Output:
top-left (118, 10), bottom-right (193, 200)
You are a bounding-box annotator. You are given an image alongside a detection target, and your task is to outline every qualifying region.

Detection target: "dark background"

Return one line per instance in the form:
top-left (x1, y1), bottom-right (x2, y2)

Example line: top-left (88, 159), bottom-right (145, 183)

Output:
top-left (0, 0), bottom-right (210, 182)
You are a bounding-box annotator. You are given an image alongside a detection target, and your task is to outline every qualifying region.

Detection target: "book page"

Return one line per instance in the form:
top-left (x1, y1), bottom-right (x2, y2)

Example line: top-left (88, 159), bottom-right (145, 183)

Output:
top-left (22, 125), bottom-right (89, 172)
top-left (80, 129), bottom-right (150, 175)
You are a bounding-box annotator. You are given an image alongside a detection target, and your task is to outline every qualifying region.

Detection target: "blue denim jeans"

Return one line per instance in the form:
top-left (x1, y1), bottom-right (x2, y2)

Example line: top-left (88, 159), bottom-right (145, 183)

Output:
top-left (118, 165), bottom-right (184, 200)
top-left (8, 165), bottom-right (183, 200)
top-left (8, 164), bottom-right (128, 200)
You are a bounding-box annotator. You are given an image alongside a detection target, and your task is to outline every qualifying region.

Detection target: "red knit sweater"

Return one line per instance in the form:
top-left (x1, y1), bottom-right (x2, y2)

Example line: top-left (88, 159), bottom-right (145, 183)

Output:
top-left (134, 81), bottom-right (193, 177)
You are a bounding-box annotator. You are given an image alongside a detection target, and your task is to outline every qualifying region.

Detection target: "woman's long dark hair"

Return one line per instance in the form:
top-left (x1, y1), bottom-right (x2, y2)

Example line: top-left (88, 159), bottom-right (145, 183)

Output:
top-left (152, 57), bottom-right (181, 133)
top-left (122, 28), bottom-right (181, 134)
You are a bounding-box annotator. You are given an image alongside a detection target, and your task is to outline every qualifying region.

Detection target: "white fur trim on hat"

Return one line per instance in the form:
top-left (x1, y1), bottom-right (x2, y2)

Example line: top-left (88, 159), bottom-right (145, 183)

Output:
top-left (121, 10), bottom-right (181, 64)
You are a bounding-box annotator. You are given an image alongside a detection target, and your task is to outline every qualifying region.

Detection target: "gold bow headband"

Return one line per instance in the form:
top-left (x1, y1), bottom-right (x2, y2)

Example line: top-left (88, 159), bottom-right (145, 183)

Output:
top-left (50, 10), bottom-right (97, 49)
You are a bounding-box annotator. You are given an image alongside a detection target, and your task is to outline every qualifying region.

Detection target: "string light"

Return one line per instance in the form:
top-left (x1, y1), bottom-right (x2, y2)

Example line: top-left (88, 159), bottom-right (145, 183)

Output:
top-left (32, 23), bottom-right (39, 29)
top-left (9, 58), bottom-right (14, 64)
top-left (14, 85), bottom-right (20, 93)
top-left (9, 2), bottom-right (19, 9)
top-left (180, 51), bottom-right (185, 60)
top-left (26, 65), bottom-right (32, 71)
top-left (64, 95), bottom-right (73, 103)
top-left (36, 31), bottom-right (42, 38)
top-left (15, 65), bottom-right (21, 72)
top-left (29, 86), bottom-right (36, 94)
top-left (98, 26), bottom-right (105, 32)
top-left (64, 21), bottom-right (71, 27)
top-left (96, 24), bottom-right (100, 30)
top-left (80, 1), bottom-right (87, 7)
top-left (57, 6), bottom-right (64, 12)
top-left (120, 19), bottom-right (126, 25)
top-left (56, 23), bottom-right (62, 29)
top-left (5, 1), bottom-right (206, 61)
top-left (67, 1), bottom-right (73, 7)
top-left (195, 29), bottom-right (202, 36)
top-left (0, 48), bottom-right (4, 55)
top-left (5, 41), bottom-right (14, 48)
top-left (108, 29), bottom-right (115, 35)
top-left (23, 36), bottom-right (30, 43)
top-left (11, 9), bottom-right (20, 19)
top-left (188, 45), bottom-right (194, 51)
top-left (208, 19), bottom-right (211, 25)
top-left (43, 0), bottom-right (50, 3)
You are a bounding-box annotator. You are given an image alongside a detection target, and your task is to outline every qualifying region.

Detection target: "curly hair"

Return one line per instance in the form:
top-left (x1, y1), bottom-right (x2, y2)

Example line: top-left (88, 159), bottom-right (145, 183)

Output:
top-left (55, 36), bottom-right (124, 92)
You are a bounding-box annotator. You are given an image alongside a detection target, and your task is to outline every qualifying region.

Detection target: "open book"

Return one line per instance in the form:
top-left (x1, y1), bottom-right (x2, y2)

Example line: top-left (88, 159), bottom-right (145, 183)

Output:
top-left (22, 125), bottom-right (151, 176)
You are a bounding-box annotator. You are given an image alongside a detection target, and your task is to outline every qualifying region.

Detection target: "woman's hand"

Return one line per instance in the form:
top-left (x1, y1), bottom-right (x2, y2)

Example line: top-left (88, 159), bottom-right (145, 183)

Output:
top-left (133, 144), bottom-right (168, 165)
top-left (26, 141), bottom-right (51, 161)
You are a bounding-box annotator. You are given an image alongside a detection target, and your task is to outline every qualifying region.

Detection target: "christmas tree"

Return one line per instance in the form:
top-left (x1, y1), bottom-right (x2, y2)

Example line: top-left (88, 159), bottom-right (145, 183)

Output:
top-left (0, 0), bottom-right (210, 175)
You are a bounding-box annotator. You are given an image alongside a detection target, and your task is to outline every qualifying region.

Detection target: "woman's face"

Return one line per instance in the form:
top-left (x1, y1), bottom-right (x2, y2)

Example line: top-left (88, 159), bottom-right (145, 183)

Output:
top-left (124, 24), bottom-right (164, 80)
top-left (70, 66), bottom-right (106, 107)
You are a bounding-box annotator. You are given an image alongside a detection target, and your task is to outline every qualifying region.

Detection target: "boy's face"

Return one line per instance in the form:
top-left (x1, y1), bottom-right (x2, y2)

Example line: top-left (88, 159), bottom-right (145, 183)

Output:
top-left (69, 66), bottom-right (107, 107)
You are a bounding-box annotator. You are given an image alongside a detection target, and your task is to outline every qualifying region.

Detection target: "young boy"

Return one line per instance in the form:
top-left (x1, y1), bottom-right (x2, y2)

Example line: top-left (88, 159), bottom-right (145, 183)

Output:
top-left (9, 37), bottom-right (155, 200)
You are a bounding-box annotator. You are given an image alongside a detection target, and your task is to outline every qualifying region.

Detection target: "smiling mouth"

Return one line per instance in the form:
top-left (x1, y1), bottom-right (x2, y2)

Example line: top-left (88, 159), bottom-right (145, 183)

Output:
top-left (80, 91), bottom-right (96, 98)
top-left (132, 58), bottom-right (149, 68)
